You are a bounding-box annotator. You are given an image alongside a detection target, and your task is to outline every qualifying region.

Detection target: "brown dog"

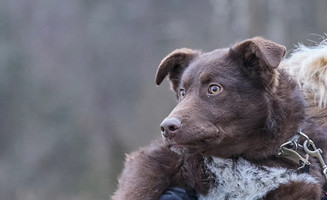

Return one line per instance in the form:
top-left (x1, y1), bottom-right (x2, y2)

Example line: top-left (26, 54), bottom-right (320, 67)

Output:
top-left (112, 37), bottom-right (327, 200)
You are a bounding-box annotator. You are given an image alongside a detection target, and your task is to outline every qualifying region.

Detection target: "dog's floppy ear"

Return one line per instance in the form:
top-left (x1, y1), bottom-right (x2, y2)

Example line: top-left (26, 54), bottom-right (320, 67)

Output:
top-left (231, 37), bottom-right (286, 91)
top-left (155, 48), bottom-right (200, 91)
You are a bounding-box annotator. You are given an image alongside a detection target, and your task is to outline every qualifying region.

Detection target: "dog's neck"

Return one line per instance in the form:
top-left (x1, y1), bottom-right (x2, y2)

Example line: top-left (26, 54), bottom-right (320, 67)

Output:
top-left (246, 69), bottom-right (306, 160)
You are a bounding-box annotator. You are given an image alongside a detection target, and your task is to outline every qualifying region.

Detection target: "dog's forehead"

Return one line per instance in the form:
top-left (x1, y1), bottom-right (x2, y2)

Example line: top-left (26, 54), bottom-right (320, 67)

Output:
top-left (182, 48), bottom-right (230, 82)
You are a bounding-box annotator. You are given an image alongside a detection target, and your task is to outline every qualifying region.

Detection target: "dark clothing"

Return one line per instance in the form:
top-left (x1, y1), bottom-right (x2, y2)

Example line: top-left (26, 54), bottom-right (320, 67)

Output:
top-left (159, 187), bottom-right (198, 200)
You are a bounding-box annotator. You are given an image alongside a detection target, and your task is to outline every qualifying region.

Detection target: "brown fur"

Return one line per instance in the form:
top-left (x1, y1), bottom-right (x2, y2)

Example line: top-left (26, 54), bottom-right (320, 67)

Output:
top-left (264, 181), bottom-right (322, 200)
top-left (112, 37), bottom-right (327, 200)
top-left (308, 106), bottom-right (327, 127)
top-left (305, 92), bottom-right (327, 127)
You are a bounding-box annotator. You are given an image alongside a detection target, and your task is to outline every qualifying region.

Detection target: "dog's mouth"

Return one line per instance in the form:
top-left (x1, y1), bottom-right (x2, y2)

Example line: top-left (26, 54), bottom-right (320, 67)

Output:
top-left (162, 122), bottom-right (223, 154)
top-left (165, 137), bottom-right (222, 154)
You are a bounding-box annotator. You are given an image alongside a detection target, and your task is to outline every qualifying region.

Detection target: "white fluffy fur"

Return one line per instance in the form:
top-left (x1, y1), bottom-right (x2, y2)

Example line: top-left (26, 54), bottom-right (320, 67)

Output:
top-left (283, 39), bottom-right (327, 108)
top-left (199, 157), bottom-right (317, 200)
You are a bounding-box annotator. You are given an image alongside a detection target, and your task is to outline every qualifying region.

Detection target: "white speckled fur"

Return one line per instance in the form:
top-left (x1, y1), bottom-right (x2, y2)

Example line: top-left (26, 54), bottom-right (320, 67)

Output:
top-left (198, 157), bottom-right (317, 200)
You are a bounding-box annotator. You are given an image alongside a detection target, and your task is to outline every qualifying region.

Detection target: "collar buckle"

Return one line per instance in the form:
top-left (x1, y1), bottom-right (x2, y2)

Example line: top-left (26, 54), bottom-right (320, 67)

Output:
top-left (278, 140), bottom-right (310, 171)
top-left (278, 130), bottom-right (327, 181)
top-left (302, 135), bottom-right (327, 180)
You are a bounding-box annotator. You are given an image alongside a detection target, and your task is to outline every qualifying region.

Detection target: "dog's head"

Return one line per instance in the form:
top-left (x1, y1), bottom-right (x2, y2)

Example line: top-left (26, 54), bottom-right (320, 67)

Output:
top-left (156, 37), bottom-right (303, 158)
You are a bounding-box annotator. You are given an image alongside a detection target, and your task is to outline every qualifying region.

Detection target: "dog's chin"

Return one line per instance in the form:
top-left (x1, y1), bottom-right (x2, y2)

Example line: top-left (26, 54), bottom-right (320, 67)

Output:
top-left (163, 137), bottom-right (222, 155)
top-left (169, 145), bottom-right (186, 155)
top-left (163, 139), bottom-right (194, 155)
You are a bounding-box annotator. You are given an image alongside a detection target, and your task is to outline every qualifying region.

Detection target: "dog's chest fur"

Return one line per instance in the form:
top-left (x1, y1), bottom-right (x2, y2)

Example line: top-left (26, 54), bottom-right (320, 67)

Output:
top-left (198, 157), bottom-right (317, 200)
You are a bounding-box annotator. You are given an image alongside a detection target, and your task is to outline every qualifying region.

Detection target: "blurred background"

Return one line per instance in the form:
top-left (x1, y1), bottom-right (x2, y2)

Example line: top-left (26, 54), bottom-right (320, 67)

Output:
top-left (1, 0), bottom-right (327, 199)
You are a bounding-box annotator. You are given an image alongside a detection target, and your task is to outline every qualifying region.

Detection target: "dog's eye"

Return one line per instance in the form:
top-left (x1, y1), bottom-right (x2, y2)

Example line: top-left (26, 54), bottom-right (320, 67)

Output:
top-left (179, 89), bottom-right (186, 100)
top-left (208, 84), bottom-right (222, 95)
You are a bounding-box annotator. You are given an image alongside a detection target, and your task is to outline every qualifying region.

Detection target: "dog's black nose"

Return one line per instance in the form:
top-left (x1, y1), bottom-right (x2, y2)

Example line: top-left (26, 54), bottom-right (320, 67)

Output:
top-left (160, 118), bottom-right (181, 138)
